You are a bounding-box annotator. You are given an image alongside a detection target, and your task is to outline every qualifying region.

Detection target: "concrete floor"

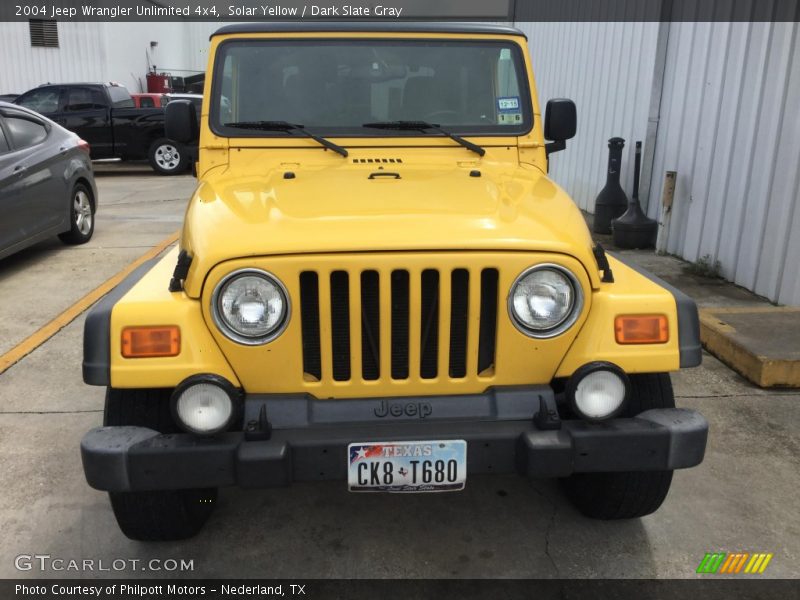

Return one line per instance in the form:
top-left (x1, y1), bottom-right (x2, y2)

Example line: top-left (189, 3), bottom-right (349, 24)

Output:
top-left (0, 166), bottom-right (798, 579)
top-left (0, 163), bottom-right (193, 356)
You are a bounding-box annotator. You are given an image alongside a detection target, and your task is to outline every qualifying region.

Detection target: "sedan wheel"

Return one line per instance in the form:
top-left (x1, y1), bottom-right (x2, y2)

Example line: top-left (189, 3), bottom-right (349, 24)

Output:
top-left (59, 183), bottom-right (95, 245)
top-left (74, 190), bottom-right (93, 235)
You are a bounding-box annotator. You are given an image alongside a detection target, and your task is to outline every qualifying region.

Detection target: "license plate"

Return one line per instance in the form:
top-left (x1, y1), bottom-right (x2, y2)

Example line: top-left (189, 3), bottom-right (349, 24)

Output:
top-left (347, 440), bottom-right (467, 492)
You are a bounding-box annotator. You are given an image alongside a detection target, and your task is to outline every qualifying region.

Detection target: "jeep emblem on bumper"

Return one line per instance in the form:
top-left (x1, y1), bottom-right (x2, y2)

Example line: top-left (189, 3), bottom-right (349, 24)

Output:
top-left (374, 400), bottom-right (433, 419)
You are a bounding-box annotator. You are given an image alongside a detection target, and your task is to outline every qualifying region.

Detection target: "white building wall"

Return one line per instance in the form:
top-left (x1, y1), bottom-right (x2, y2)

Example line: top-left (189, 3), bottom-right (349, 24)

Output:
top-left (0, 21), bottom-right (220, 94)
top-left (101, 22), bottom-right (220, 91)
top-left (0, 22), bottom-right (106, 93)
top-left (648, 21), bottom-right (800, 305)
top-left (520, 20), bottom-right (800, 306)
top-left (518, 21), bottom-right (661, 211)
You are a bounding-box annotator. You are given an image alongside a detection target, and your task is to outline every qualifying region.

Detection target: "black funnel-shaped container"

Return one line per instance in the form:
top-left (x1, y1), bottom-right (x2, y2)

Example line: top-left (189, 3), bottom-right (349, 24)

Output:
top-left (612, 141), bottom-right (658, 249)
top-left (593, 137), bottom-right (628, 234)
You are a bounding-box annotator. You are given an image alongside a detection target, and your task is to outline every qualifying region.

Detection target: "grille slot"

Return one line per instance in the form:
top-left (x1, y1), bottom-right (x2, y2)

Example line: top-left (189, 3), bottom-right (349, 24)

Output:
top-left (419, 270), bottom-right (440, 379)
top-left (299, 272), bottom-right (321, 380)
top-left (330, 271), bottom-right (351, 381)
top-left (299, 264), bottom-right (499, 384)
top-left (391, 270), bottom-right (410, 380)
top-left (360, 270), bottom-right (380, 381)
top-left (449, 269), bottom-right (470, 378)
top-left (478, 268), bottom-right (499, 374)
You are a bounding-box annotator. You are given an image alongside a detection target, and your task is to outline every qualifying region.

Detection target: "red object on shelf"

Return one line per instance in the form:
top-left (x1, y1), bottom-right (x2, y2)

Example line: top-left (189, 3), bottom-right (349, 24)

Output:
top-left (146, 72), bottom-right (171, 93)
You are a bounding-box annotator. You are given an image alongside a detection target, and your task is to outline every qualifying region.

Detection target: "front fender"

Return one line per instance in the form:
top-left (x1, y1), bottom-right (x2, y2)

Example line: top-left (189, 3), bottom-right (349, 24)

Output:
top-left (83, 247), bottom-right (240, 388)
top-left (555, 254), bottom-right (701, 377)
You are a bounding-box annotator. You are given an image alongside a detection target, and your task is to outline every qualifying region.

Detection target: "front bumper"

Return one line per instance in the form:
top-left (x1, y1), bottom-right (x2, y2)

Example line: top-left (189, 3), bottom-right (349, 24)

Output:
top-left (81, 388), bottom-right (708, 492)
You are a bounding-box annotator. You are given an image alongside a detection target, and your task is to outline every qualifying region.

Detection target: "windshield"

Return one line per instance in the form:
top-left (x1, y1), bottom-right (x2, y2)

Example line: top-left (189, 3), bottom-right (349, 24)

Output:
top-left (211, 39), bottom-right (531, 137)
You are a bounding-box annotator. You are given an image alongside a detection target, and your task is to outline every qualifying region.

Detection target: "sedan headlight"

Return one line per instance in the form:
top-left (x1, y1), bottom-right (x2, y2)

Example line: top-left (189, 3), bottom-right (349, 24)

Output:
top-left (212, 269), bottom-right (290, 344)
top-left (508, 264), bottom-right (582, 338)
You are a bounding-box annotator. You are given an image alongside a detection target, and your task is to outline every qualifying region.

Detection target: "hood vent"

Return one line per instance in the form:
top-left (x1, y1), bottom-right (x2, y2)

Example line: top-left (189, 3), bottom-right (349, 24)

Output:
top-left (352, 158), bottom-right (403, 164)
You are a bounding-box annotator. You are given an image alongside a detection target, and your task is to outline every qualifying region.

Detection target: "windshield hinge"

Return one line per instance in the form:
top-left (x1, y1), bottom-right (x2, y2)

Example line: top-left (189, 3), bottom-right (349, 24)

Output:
top-left (593, 244), bottom-right (615, 283)
top-left (168, 250), bottom-right (193, 292)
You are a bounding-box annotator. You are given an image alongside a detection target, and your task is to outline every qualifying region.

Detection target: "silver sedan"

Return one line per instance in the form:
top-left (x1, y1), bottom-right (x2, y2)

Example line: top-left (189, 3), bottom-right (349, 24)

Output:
top-left (0, 100), bottom-right (98, 260)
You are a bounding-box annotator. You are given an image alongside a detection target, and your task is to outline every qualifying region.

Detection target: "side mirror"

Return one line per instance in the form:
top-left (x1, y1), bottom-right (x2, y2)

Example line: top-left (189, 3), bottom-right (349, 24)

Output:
top-left (544, 98), bottom-right (576, 156)
top-left (165, 99), bottom-right (198, 144)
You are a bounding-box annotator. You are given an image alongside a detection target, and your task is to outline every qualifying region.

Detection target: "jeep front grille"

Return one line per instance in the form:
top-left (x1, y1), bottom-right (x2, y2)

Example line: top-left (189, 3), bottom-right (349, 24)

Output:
top-left (299, 266), bottom-right (499, 384)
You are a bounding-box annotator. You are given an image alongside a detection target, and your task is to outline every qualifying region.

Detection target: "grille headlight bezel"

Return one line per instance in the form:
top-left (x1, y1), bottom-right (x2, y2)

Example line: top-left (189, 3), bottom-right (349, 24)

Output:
top-left (507, 263), bottom-right (584, 338)
top-left (211, 268), bottom-right (290, 345)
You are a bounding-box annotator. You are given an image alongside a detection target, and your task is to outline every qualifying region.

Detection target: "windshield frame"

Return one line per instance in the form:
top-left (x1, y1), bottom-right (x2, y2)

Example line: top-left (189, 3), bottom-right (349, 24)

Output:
top-left (209, 37), bottom-right (534, 140)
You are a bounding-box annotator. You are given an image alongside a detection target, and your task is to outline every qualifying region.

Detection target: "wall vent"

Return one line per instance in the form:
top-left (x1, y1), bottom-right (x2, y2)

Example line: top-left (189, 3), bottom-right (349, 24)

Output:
top-left (29, 19), bottom-right (59, 48)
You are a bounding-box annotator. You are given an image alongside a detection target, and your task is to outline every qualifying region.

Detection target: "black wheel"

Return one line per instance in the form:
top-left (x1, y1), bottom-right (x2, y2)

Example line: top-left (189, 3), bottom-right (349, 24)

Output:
top-left (148, 138), bottom-right (188, 175)
top-left (58, 182), bottom-right (94, 245)
top-left (561, 373), bottom-right (675, 519)
top-left (104, 388), bottom-right (217, 541)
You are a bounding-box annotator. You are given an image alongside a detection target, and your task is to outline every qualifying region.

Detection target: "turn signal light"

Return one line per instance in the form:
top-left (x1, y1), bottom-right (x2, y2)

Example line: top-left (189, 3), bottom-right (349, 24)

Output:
top-left (615, 315), bottom-right (669, 344)
top-left (121, 326), bottom-right (180, 358)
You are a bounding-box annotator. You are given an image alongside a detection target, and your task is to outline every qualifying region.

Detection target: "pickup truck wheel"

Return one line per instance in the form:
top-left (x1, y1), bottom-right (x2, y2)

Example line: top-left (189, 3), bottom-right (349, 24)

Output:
top-left (58, 183), bottom-right (94, 245)
top-left (148, 138), bottom-right (188, 175)
top-left (561, 373), bottom-right (675, 520)
top-left (104, 388), bottom-right (217, 541)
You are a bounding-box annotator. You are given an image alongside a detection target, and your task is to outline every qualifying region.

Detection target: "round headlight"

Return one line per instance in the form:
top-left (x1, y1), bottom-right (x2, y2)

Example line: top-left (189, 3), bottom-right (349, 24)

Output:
top-left (509, 265), bottom-right (582, 337)
top-left (567, 363), bottom-right (629, 421)
top-left (173, 378), bottom-right (235, 435)
top-left (212, 269), bottom-right (289, 344)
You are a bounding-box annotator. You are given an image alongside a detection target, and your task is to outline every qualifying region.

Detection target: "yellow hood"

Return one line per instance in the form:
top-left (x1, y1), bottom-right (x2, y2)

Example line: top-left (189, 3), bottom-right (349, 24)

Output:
top-left (180, 152), bottom-right (599, 297)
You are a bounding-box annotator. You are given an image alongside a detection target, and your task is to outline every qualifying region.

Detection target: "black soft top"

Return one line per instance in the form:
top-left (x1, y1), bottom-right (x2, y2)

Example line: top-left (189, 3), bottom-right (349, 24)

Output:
top-left (211, 21), bottom-right (526, 39)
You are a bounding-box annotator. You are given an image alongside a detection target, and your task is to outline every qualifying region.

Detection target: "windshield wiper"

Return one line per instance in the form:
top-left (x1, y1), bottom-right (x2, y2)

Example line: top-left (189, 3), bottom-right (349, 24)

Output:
top-left (223, 120), bottom-right (348, 157)
top-left (362, 121), bottom-right (485, 157)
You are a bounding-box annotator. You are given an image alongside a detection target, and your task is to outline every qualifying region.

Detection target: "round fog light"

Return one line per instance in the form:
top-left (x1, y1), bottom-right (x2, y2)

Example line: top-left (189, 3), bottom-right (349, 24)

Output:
top-left (172, 376), bottom-right (236, 435)
top-left (567, 363), bottom-right (629, 421)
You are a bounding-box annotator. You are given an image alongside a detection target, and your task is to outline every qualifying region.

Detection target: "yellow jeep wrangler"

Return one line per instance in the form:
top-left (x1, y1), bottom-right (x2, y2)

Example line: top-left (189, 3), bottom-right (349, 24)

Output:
top-left (80, 23), bottom-right (708, 541)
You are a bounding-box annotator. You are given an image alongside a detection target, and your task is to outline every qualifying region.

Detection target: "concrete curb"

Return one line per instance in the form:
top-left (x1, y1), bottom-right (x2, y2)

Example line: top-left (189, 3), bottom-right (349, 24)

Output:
top-left (699, 307), bottom-right (800, 388)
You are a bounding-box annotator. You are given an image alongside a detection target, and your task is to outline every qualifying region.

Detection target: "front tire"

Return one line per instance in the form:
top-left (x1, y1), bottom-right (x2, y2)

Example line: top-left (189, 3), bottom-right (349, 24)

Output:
top-left (104, 388), bottom-right (217, 541)
top-left (58, 183), bottom-right (94, 245)
top-left (561, 373), bottom-right (676, 519)
top-left (148, 138), bottom-right (188, 175)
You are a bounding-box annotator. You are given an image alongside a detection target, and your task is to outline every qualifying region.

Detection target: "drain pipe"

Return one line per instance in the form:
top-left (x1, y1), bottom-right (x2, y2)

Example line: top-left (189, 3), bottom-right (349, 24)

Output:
top-left (640, 18), bottom-right (671, 216)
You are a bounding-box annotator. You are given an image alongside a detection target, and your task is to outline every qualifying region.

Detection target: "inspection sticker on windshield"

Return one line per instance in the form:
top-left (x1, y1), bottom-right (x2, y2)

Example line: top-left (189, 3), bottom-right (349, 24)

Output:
top-left (497, 97), bottom-right (522, 124)
top-left (497, 96), bottom-right (520, 111)
top-left (348, 440), bottom-right (467, 492)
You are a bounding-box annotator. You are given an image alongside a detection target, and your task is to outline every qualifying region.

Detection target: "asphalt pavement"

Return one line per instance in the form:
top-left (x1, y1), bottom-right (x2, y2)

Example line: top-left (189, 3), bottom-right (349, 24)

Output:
top-left (0, 163), bottom-right (797, 579)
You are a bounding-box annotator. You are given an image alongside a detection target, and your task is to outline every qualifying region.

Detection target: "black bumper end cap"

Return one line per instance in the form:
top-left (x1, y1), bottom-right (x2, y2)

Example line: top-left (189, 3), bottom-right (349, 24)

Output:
top-left (636, 408), bottom-right (708, 469)
top-left (81, 426), bottom-right (160, 492)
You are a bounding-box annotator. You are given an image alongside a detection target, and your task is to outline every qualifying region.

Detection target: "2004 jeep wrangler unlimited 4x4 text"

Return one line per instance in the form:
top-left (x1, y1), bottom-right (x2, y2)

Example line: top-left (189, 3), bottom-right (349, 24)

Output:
top-left (80, 23), bottom-right (708, 541)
